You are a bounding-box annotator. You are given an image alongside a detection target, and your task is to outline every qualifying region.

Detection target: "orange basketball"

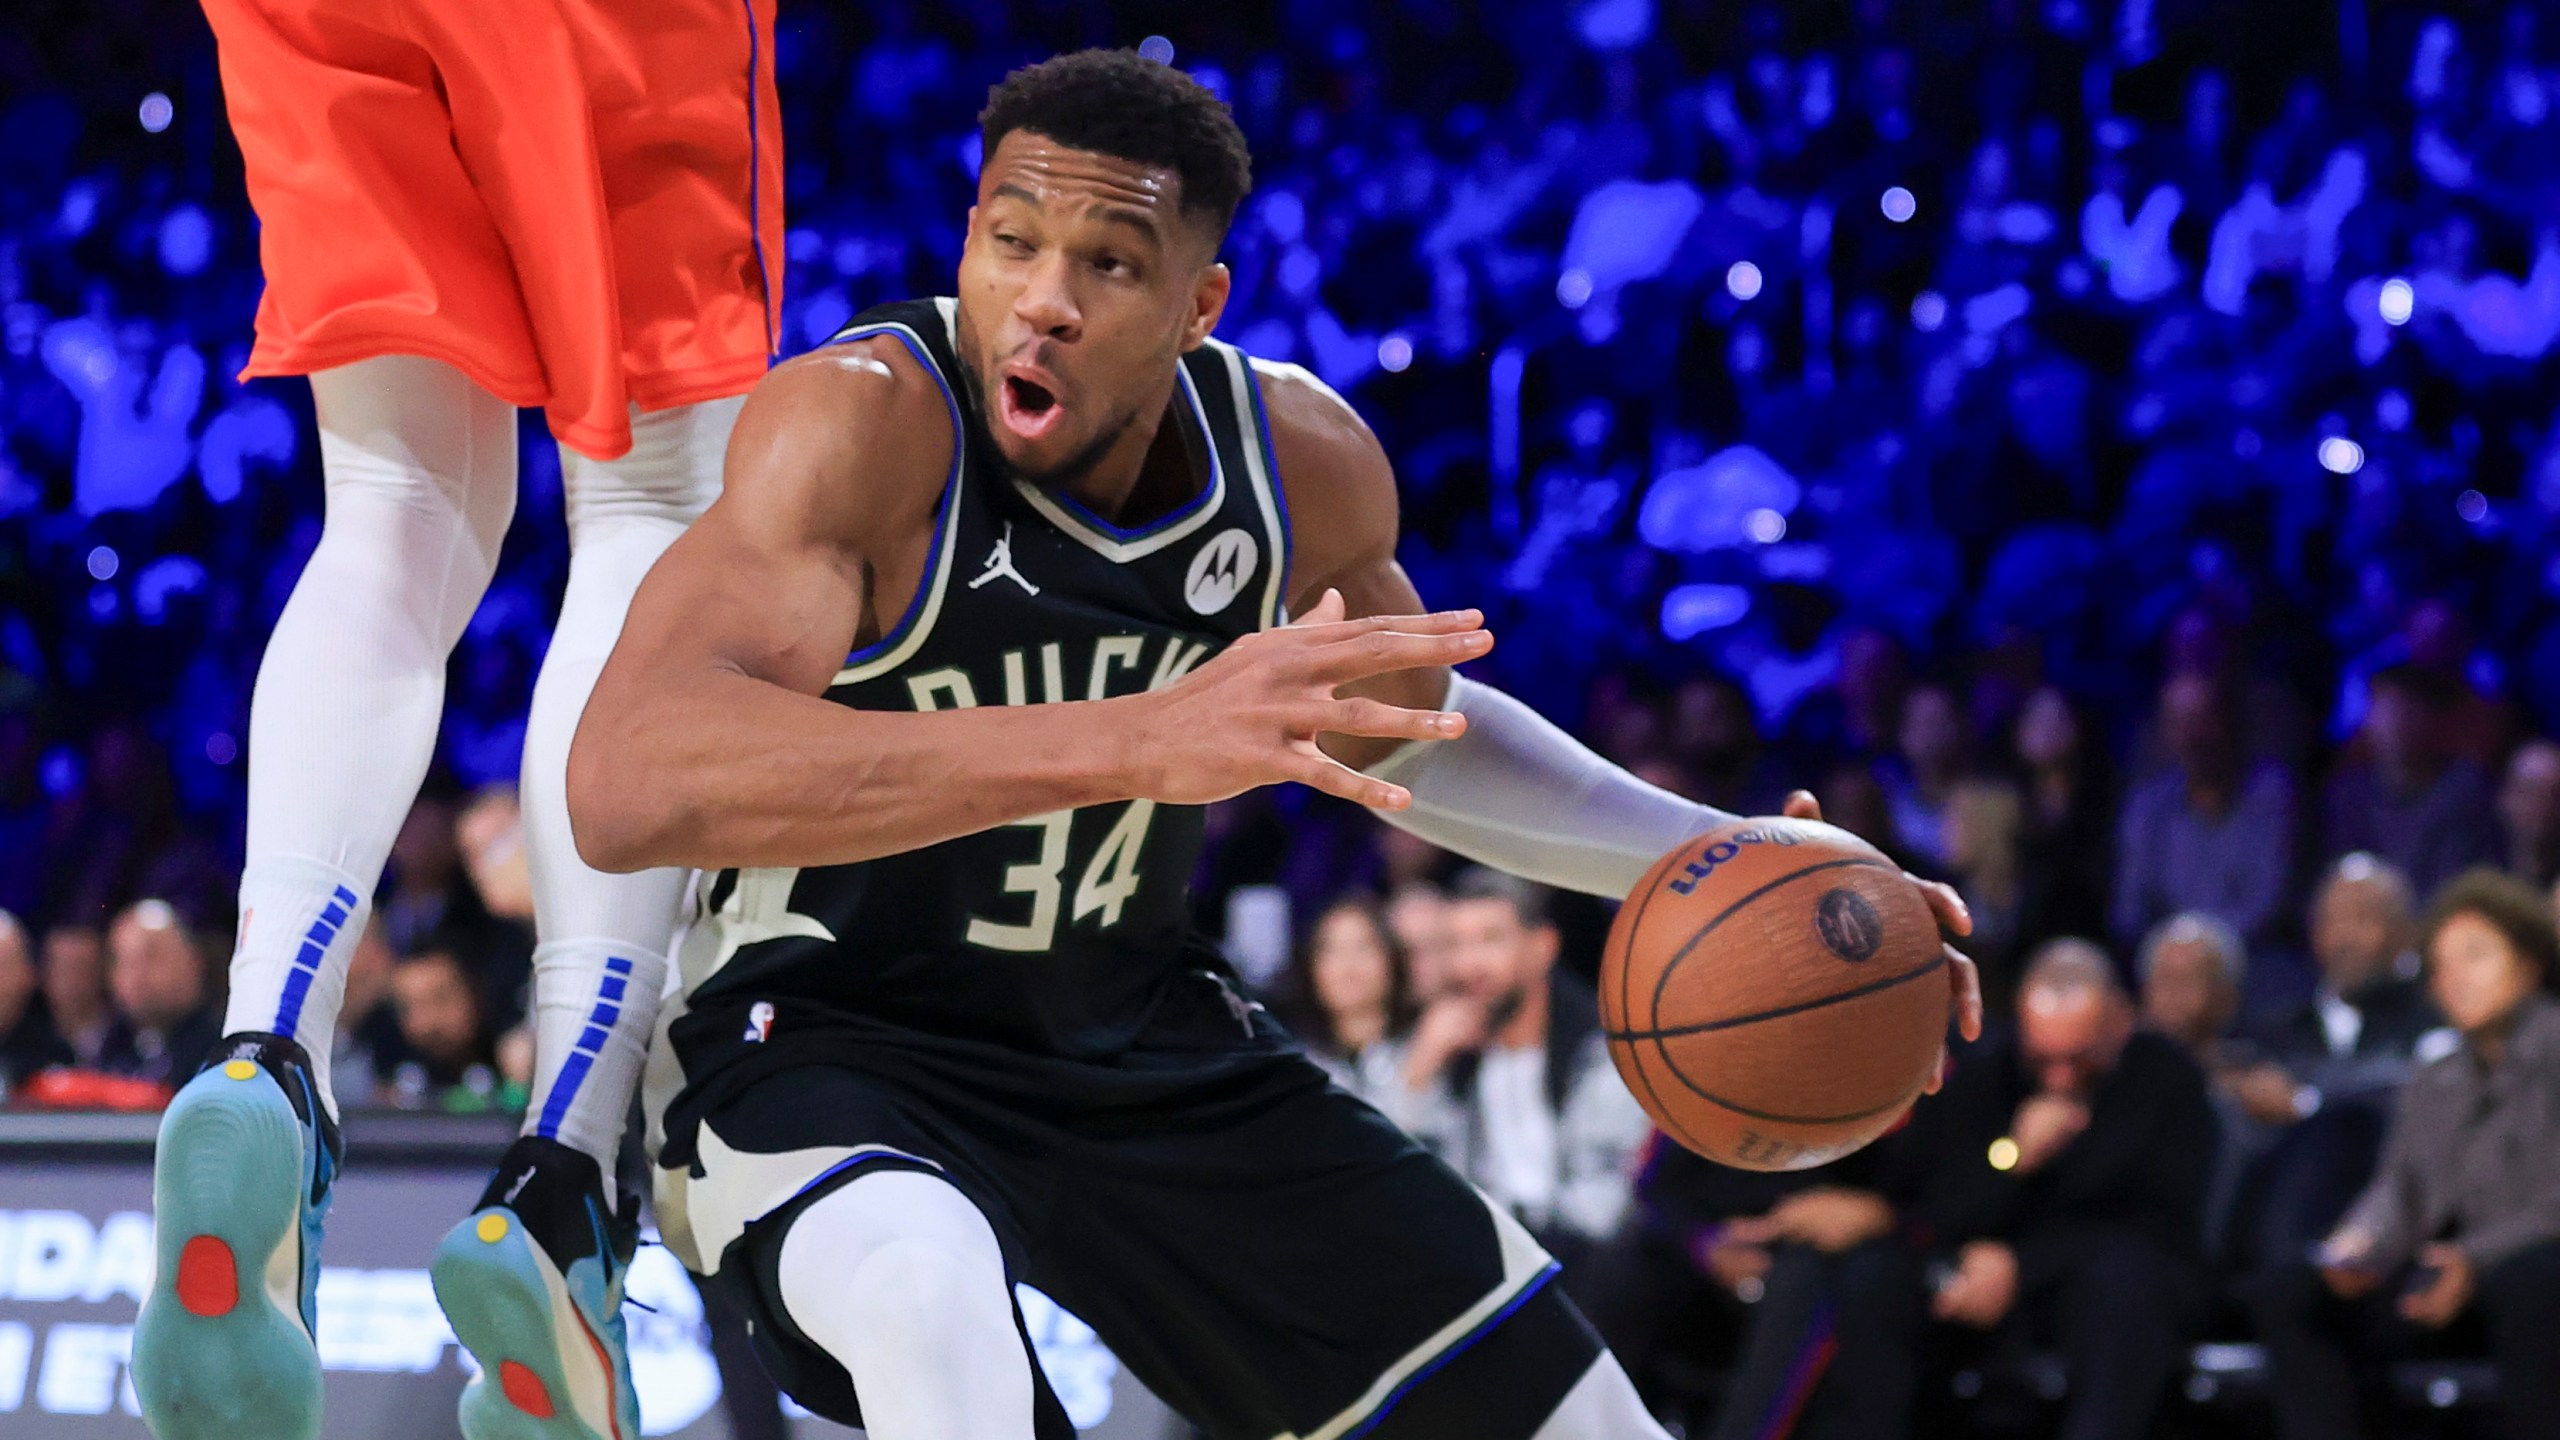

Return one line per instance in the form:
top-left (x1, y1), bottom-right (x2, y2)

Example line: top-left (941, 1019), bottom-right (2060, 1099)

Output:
top-left (1600, 819), bottom-right (1949, 1172)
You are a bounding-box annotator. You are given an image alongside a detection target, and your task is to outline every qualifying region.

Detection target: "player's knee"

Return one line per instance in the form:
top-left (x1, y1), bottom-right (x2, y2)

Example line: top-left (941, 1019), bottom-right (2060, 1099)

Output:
top-left (842, 1234), bottom-right (1014, 1343)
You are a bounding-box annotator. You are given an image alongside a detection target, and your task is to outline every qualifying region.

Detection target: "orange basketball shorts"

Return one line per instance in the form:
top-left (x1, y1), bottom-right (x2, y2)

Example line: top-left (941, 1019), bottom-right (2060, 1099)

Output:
top-left (202, 0), bottom-right (784, 460)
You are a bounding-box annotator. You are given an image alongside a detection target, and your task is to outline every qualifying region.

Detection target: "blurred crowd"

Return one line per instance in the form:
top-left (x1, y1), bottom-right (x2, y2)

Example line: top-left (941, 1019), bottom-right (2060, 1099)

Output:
top-left (4, 0), bottom-right (2560, 1434)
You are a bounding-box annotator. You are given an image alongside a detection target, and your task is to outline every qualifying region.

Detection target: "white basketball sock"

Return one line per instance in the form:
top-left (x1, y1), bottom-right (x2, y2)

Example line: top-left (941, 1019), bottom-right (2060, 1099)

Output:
top-left (222, 356), bottom-right (517, 1118)
top-left (776, 1170), bottom-right (1037, 1440)
top-left (516, 397), bottom-right (737, 1177)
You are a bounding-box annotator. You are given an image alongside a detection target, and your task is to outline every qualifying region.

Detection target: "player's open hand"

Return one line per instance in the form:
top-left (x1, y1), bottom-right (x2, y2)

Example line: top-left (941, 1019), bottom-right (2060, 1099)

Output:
top-left (1129, 588), bottom-right (1492, 809)
top-left (1781, 789), bottom-right (1983, 1083)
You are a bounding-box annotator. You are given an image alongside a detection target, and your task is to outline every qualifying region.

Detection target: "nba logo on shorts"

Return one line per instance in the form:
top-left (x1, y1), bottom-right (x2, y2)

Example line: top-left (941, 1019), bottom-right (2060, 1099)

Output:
top-left (745, 1001), bottom-right (776, 1042)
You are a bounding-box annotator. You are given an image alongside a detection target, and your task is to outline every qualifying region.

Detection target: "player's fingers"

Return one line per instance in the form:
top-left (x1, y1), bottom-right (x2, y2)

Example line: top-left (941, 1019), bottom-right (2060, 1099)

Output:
top-left (1924, 1048), bottom-right (1950, 1095)
top-left (1288, 750), bottom-right (1412, 810)
top-left (1288, 588), bottom-right (1348, 627)
top-left (1912, 875), bottom-right (1974, 937)
top-left (1289, 607), bottom-right (1488, 643)
top-left (1946, 946), bottom-right (1984, 1042)
top-left (1782, 790), bottom-right (1824, 822)
top-left (1322, 697), bottom-right (1468, 743)
top-left (1310, 626), bottom-right (1493, 682)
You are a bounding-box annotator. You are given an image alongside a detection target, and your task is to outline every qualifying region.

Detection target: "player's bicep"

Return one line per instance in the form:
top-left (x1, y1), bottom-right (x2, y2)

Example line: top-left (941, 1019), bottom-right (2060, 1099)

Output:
top-left (615, 497), bottom-right (864, 699)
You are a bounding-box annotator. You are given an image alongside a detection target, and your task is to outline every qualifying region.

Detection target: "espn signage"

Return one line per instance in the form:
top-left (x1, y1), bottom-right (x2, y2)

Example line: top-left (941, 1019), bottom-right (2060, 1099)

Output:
top-left (0, 1151), bottom-right (1174, 1438)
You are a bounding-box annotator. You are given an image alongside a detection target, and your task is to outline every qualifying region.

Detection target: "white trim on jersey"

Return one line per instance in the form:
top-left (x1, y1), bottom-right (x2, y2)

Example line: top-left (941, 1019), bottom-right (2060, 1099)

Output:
top-left (1212, 341), bottom-right (1293, 631)
top-left (1274, 1197), bottom-right (1558, 1440)
top-left (834, 317), bottom-right (970, 687)
top-left (658, 1123), bottom-right (946, 1276)
top-left (1008, 358), bottom-right (1230, 563)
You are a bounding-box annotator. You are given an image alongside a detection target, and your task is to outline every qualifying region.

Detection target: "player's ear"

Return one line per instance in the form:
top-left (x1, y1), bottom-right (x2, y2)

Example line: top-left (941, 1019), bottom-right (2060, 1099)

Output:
top-left (1182, 261), bottom-right (1230, 350)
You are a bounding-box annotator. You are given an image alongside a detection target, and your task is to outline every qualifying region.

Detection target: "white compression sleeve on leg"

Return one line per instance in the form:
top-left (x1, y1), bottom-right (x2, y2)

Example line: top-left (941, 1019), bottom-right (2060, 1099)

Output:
top-left (774, 1169), bottom-right (1039, 1440)
top-left (224, 356), bottom-right (518, 1115)
top-left (1363, 676), bottom-right (1731, 898)
top-left (1528, 1354), bottom-right (1675, 1440)
top-left (520, 396), bottom-right (740, 1172)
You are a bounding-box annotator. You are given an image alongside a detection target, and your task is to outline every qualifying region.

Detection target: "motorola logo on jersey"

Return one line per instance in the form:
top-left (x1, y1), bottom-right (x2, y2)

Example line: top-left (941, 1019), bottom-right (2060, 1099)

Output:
top-left (1183, 528), bottom-right (1258, 615)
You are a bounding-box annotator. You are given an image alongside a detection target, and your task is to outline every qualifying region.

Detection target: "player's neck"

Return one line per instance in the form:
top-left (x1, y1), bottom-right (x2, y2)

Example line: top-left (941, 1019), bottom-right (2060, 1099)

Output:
top-left (1054, 379), bottom-right (1202, 527)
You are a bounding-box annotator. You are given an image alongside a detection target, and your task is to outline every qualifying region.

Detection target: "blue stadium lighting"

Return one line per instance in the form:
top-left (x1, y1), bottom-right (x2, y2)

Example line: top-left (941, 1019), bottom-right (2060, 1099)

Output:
top-left (2378, 277), bottom-right (2414, 326)
top-left (1910, 290), bottom-right (1947, 331)
top-left (2317, 436), bottom-right (2364, 475)
top-left (85, 545), bottom-right (118, 581)
top-left (1881, 186), bottom-right (1916, 223)
top-left (2457, 489), bottom-right (2489, 524)
top-left (1556, 268), bottom-right (1593, 309)
top-left (1745, 507), bottom-right (1786, 543)
top-left (1137, 35), bottom-right (1175, 65)
top-left (138, 92), bottom-right (173, 134)
top-left (1725, 260), bottom-right (1762, 301)
top-left (205, 732), bottom-right (238, 766)
top-left (1376, 333), bottom-right (1413, 373)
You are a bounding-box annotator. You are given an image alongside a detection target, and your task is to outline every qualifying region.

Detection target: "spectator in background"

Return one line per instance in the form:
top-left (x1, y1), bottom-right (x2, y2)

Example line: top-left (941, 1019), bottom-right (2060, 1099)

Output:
top-left (1878, 680), bottom-right (1968, 871)
top-left (2224, 856), bottom-right (2439, 1284)
top-left (2255, 870), bottom-right (2560, 1440)
top-left (378, 789), bottom-right (480, 953)
top-left (1385, 879), bottom-right (1457, 1001)
top-left (327, 918), bottom-right (399, 1112)
top-left (39, 923), bottom-right (115, 1068)
top-left (2497, 740), bottom-right (2560, 892)
top-left (1895, 942), bottom-right (2217, 1440)
top-left (1945, 780), bottom-right (2026, 1005)
top-left (1667, 671), bottom-right (1789, 816)
top-left (383, 939), bottom-right (513, 1113)
top-left (2114, 671), bottom-right (2300, 955)
top-left (2135, 915), bottom-right (2264, 1254)
top-left (2138, 913), bottom-right (2249, 1065)
top-left (1401, 868), bottom-right (1651, 1277)
top-left (2011, 686), bottom-right (2113, 961)
top-left (100, 898), bottom-right (218, 1089)
top-left (2326, 665), bottom-right (2497, 901)
top-left (0, 910), bottom-right (73, 1093)
top-left (1283, 895), bottom-right (1419, 1111)
top-left (1581, 1130), bottom-right (1923, 1440)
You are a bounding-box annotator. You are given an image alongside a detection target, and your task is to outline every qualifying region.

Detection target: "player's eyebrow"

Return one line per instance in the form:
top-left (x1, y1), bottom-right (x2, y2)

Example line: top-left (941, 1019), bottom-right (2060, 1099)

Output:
top-left (991, 182), bottom-right (1045, 210)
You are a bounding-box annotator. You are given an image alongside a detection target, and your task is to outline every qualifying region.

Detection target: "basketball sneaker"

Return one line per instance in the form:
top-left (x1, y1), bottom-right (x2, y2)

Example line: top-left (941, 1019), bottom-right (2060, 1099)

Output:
top-left (432, 1136), bottom-right (641, 1440)
top-left (134, 1033), bottom-right (340, 1440)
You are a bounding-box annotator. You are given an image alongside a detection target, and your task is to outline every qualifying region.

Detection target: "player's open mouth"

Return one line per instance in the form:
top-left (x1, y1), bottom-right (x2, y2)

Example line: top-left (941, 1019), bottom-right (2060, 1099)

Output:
top-left (1000, 374), bottom-right (1064, 441)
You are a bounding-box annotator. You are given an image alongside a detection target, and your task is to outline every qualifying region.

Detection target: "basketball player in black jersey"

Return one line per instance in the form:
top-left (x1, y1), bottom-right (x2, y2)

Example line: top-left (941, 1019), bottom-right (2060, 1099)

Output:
top-left (572, 50), bottom-right (1979, 1440)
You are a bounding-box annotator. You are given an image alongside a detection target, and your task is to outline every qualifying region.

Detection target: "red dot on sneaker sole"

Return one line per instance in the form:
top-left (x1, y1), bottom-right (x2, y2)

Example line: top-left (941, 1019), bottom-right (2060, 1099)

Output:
top-left (500, 1360), bottom-right (555, 1418)
top-left (175, 1235), bottom-right (238, 1317)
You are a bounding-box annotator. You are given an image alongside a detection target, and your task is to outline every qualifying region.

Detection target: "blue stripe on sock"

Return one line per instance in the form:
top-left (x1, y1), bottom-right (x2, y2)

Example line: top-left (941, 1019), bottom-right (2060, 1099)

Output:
top-left (535, 1053), bottom-right (596, 1139)
top-left (576, 1025), bottom-right (611, 1053)
top-left (606, 955), bottom-right (636, 976)
top-left (599, 977), bottom-right (627, 1002)
top-left (271, 893), bottom-right (360, 1037)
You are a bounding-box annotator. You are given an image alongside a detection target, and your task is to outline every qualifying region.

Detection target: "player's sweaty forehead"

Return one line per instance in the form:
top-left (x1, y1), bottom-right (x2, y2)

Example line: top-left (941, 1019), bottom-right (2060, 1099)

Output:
top-left (979, 132), bottom-right (1185, 247)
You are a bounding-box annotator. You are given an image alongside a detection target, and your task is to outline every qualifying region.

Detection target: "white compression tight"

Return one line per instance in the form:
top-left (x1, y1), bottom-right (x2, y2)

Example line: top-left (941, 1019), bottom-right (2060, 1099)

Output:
top-left (771, 1171), bottom-right (1671, 1440)
top-left (517, 395), bottom-right (738, 1170)
top-left (774, 1170), bottom-right (1038, 1440)
top-left (224, 356), bottom-right (517, 1115)
top-left (223, 354), bottom-right (736, 1156)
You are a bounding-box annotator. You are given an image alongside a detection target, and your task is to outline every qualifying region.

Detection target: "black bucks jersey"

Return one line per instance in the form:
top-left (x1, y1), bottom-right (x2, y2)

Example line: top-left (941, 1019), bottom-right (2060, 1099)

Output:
top-left (673, 297), bottom-right (1292, 1060)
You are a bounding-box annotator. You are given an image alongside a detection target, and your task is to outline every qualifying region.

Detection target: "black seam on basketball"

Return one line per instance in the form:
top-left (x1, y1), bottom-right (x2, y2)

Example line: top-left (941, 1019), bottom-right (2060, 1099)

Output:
top-left (1643, 856), bottom-right (1900, 1040)
top-left (1608, 952), bottom-right (1947, 1041)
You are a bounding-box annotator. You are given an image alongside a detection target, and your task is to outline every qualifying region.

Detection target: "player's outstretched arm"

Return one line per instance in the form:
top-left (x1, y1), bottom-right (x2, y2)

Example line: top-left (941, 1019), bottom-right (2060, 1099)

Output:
top-left (1259, 359), bottom-right (1982, 1044)
top-left (568, 346), bottom-right (1485, 874)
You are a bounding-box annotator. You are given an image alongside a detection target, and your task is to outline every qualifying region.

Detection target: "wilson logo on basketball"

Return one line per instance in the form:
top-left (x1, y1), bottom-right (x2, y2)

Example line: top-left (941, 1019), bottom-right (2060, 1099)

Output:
top-left (1664, 825), bottom-right (1804, 895)
top-left (1813, 888), bottom-right (1884, 963)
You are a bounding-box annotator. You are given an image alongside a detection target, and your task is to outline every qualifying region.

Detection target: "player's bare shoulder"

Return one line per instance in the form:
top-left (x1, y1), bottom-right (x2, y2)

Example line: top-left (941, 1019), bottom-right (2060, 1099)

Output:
top-left (723, 336), bottom-right (957, 551)
top-left (1250, 356), bottom-right (1400, 580)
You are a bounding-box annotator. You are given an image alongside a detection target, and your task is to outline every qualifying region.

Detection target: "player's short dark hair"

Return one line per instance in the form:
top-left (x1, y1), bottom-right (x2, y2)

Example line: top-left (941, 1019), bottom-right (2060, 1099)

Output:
top-left (1448, 867), bottom-right (1552, 931)
top-left (2422, 868), bottom-right (2560, 992)
top-left (978, 49), bottom-right (1253, 241)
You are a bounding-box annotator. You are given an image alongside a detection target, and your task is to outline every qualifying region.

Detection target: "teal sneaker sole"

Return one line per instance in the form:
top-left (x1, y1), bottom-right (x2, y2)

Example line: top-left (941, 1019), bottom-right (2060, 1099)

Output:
top-left (133, 1060), bottom-right (321, 1440)
top-left (433, 1209), bottom-right (630, 1440)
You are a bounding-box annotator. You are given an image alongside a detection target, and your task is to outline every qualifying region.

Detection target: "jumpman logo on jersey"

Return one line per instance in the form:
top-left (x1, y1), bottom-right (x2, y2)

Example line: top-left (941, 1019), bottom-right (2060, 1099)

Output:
top-left (970, 522), bottom-right (1039, 595)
